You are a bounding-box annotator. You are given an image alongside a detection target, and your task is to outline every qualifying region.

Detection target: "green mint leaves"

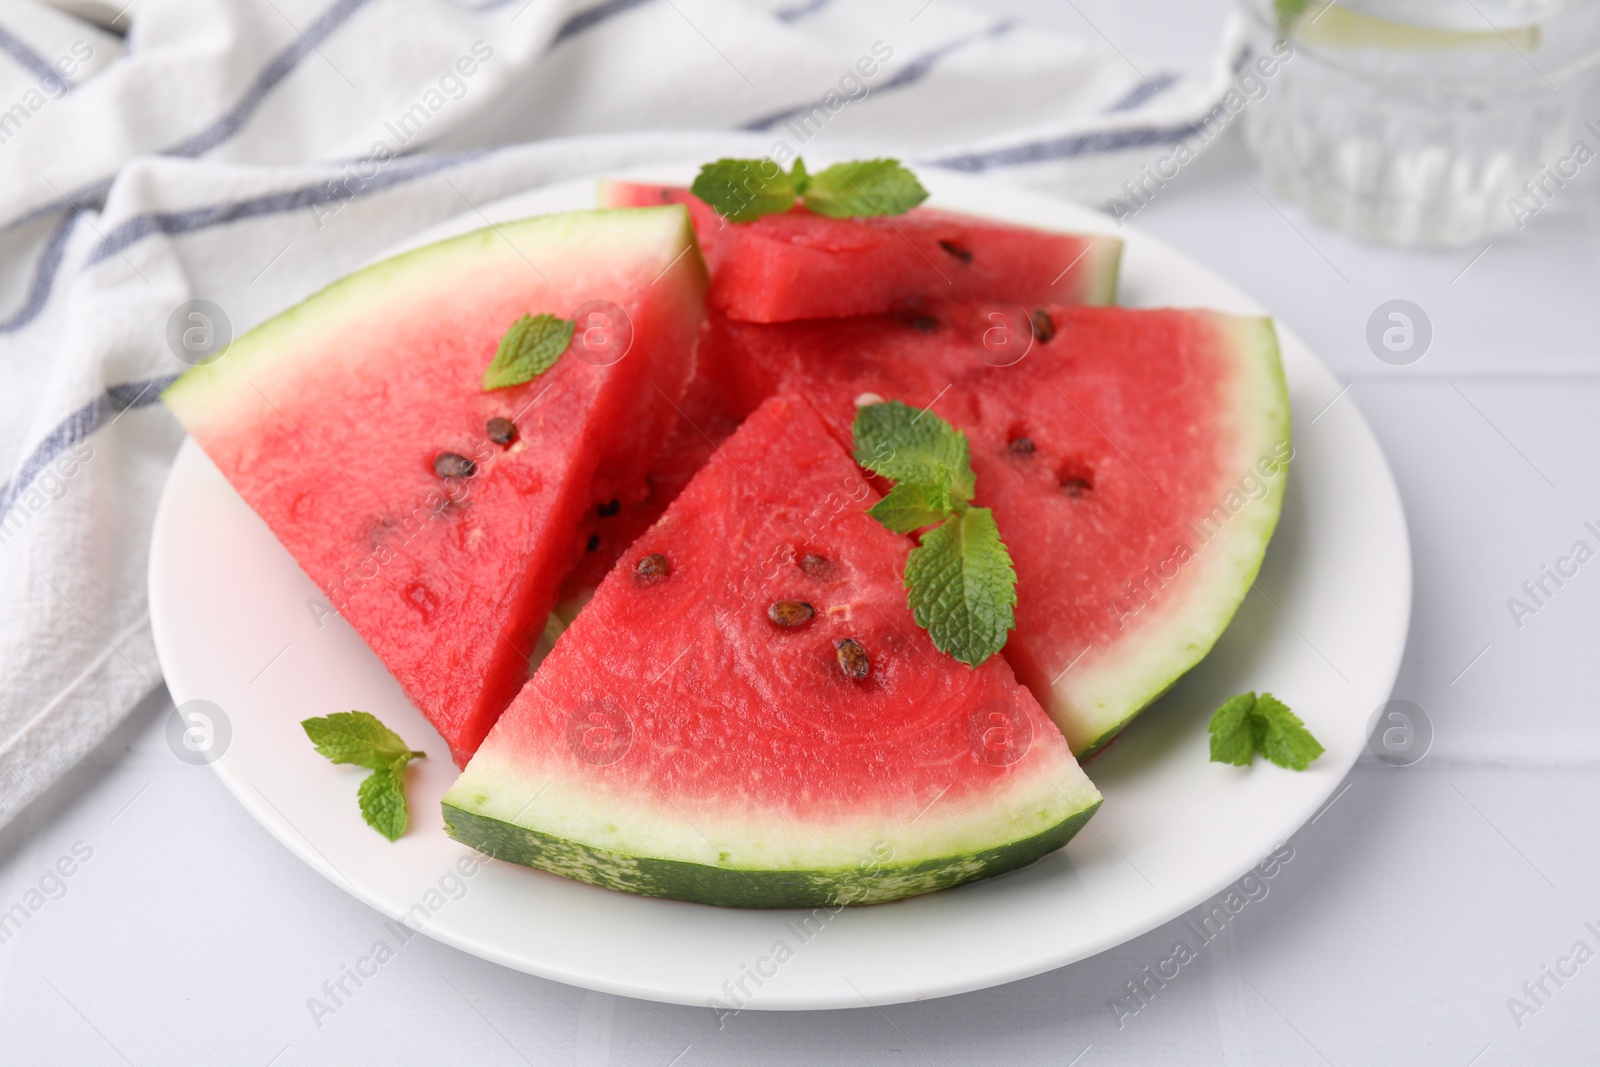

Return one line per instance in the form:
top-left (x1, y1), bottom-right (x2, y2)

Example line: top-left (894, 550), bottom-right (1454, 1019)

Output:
top-left (870, 482), bottom-right (956, 534)
top-left (690, 157), bottom-right (928, 223)
top-left (801, 159), bottom-right (929, 219)
top-left (853, 401), bottom-right (1016, 667)
top-left (356, 769), bottom-right (412, 842)
top-left (302, 709), bottom-right (422, 767)
top-left (302, 711), bottom-right (427, 841)
top-left (905, 506), bottom-right (1016, 668)
top-left (482, 312), bottom-right (575, 390)
top-left (691, 159), bottom-right (802, 222)
top-left (1208, 692), bottom-right (1324, 771)
top-left (853, 400), bottom-right (976, 499)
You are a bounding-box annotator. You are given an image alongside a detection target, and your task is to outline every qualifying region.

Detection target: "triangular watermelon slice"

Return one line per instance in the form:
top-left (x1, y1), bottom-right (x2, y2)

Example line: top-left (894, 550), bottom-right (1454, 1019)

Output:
top-left (443, 394), bottom-right (1101, 908)
top-left (600, 181), bottom-right (1122, 322)
top-left (163, 207), bottom-right (706, 764)
top-left (703, 305), bottom-right (1290, 756)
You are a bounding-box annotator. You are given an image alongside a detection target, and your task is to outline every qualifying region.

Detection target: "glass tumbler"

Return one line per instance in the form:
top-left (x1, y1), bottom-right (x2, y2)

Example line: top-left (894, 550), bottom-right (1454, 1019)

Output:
top-left (1239, 0), bottom-right (1600, 246)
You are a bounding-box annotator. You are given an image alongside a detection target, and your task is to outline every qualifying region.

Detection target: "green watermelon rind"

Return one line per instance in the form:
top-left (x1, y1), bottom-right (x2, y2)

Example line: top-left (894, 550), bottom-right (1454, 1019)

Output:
top-left (441, 795), bottom-right (1100, 909)
top-left (1063, 315), bottom-right (1291, 757)
top-left (442, 738), bottom-right (1103, 908)
top-left (162, 206), bottom-right (701, 427)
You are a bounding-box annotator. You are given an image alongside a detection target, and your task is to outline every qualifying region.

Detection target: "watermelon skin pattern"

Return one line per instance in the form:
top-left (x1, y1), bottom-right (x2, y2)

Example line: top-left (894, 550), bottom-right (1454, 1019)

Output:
top-left (444, 395), bottom-right (1101, 908)
top-left (442, 801), bottom-right (1097, 909)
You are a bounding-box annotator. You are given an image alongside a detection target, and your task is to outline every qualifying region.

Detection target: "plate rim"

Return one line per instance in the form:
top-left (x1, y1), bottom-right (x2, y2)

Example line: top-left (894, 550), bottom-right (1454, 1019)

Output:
top-left (148, 162), bottom-right (1412, 1009)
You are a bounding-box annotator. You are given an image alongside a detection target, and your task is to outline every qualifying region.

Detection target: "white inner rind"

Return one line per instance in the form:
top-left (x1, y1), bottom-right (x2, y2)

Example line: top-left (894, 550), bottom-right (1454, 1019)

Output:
top-left (1051, 314), bottom-right (1291, 752)
top-left (1080, 235), bottom-right (1124, 305)
top-left (445, 742), bottom-right (1102, 872)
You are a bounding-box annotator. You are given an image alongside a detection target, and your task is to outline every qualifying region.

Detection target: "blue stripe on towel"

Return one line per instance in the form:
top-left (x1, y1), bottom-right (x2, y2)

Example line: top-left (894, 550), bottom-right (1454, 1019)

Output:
top-left (0, 24), bottom-right (69, 90)
top-left (740, 19), bottom-right (1014, 133)
top-left (0, 373), bottom-right (179, 524)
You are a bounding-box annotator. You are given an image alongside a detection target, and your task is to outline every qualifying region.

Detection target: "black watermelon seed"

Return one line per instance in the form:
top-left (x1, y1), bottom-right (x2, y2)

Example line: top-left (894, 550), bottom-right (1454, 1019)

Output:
top-left (1030, 310), bottom-right (1056, 342)
top-left (938, 239), bottom-right (973, 263)
top-left (835, 638), bottom-right (870, 680)
top-left (635, 553), bottom-right (670, 582)
top-left (910, 315), bottom-right (938, 332)
top-left (433, 452), bottom-right (476, 479)
top-left (1062, 477), bottom-right (1091, 497)
top-left (768, 599), bottom-right (815, 628)
top-left (597, 499), bottom-right (621, 518)
top-left (1010, 437), bottom-right (1036, 456)
top-left (799, 553), bottom-right (831, 577)
top-left (586, 533), bottom-right (601, 552)
top-left (486, 418), bottom-right (517, 446)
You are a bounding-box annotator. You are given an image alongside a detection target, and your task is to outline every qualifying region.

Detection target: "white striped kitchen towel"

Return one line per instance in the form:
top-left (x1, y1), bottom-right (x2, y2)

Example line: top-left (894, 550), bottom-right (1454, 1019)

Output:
top-left (0, 0), bottom-right (1247, 829)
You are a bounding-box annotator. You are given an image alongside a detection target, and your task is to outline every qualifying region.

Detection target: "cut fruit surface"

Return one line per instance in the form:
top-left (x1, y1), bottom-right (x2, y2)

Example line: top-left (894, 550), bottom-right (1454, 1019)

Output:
top-left (163, 207), bottom-right (706, 765)
top-left (600, 180), bottom-right (1121, 321)
top-left (704, 306), bottom-right (1290, 755)
top-left (553, 348), bottom-right (742, 600)
top-left (444, 394), bottom-right (1101, 908)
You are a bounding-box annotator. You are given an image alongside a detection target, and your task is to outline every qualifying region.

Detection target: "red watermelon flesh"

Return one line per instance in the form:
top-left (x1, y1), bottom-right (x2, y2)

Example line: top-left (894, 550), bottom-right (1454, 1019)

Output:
top-left (601, 182), bottom-right (725, 259)
top-left (163, 208), bottom-right (706, 764)
top-left (553, 336), bottom-right (743, 600)
top-left (443, 394), bottom-right (1101, 907)
top-left (599, 180), bottom-right (1122, 322)
top-left (702, 305), bottom-right (1290, 755)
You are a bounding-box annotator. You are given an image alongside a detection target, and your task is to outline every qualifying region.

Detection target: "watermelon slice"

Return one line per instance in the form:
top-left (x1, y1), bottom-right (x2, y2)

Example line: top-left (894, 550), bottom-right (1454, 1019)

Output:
top-left (703, 305), bottom-right (1290, 756)
top-left (163, 207), bottom-right (706, 765)
top-left (552, 351), bottom-right (742, 600)
top-left (443, 394), bottom-right (1102, 908)
top-left (600, 181), bottom-right (1122, 322)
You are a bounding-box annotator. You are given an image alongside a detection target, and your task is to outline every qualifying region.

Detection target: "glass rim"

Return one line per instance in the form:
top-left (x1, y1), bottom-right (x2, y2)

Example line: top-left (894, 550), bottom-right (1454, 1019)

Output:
top-left (1238, 0), bottom-right (1600, 95)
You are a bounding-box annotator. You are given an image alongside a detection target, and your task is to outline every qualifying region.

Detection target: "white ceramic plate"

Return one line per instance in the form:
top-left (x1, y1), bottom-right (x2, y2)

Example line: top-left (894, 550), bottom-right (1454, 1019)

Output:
top-left (147, 165), bottom-right (1411, 1010)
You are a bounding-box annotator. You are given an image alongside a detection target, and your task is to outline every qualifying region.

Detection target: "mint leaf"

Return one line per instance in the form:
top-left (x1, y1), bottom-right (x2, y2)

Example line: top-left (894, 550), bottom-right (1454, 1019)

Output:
top-left (482, 312), bottom-right (575, 391)
top-left (1254, 693), bottom-right (1325, 770)
top-left (690, 158), bottom-right (797, 222)
top-left (869, 482), bottom-right (954, 534)
top-left (802, 159), bottom-right (928, 219)
top-left (905, 507), bottom-right (1017, 666)
top-left (852, 400), bottom-right (1015, 666)
top-left (1207, 693), bottom-right (1257, 766)
top-left (302, 711), bottom-right (426, 771)
top-left (358, 767), bottom-right (410, 842)
top-left (1206, 693), bottom-right (1323, 770)
top-left (789, 157), bottom-right (811, 196)
top-left (688, 157), bottom-right (926, 222)
top-left (302, 711), bottom-right (426, 841)
top-left (852, 401), bottom-right (975, 500)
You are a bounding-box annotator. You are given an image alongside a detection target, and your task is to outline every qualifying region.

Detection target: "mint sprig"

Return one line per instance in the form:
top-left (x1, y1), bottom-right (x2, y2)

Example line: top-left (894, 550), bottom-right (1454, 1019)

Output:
top-left (690, 159), bottom-right (799, 222)
top-left (302, 711), bottom-right (427, 841)
top-left (853, 400), bottom-right (1016, 667)
top-left (870, 482), bottom-right (955, 534)
top-left (356, 769), bottom-right (411, 842)
top-left (801, 159), bottom-right (929, 219)
top-left (1208, 693), bottom-right (1324, 771)
top-left (905, 506), bottom-right (1016, 668)
top-left (482, 312), bottom-right (575, 390)
top-left (690, 157), bottom-right (928, 223)
top-left (853, 400), bottom-right (975, 497)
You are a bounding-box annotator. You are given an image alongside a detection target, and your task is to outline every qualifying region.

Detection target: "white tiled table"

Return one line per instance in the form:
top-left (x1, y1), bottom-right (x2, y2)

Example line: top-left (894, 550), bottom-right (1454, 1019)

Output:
top-left (6, 3), bottom-right (1600, 1063)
